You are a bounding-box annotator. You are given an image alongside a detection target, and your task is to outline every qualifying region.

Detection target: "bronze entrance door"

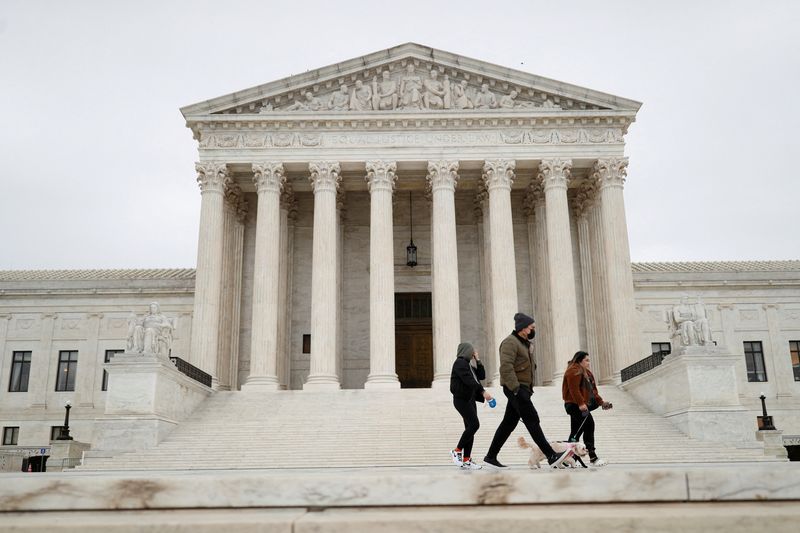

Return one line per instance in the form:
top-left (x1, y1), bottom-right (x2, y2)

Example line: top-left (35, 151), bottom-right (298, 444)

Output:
top-left (394, 292), bottom-right (433, 388)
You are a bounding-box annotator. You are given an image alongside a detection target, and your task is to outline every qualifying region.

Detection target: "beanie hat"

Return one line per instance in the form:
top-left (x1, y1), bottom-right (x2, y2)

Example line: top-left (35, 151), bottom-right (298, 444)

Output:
top-left (514, 312), bottom-right (535, 331)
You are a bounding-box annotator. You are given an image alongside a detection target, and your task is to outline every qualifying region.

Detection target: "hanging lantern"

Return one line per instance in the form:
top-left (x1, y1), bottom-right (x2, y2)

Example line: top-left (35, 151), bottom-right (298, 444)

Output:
top-left (406, 191), bottom-right (417, 267)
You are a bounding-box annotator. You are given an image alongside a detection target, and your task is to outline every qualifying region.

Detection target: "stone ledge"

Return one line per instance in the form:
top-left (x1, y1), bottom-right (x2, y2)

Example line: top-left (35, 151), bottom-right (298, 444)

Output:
top-left (1, 464), bottom-right (798, 512)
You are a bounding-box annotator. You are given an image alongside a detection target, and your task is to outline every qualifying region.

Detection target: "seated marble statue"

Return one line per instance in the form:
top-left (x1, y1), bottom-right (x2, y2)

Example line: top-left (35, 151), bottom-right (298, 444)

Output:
top-left (328, 84), bottom-right (351, 111)
top-left (668, 295), bottom-right (713, 348)
top-left (127, 302), bottom-right (175, 357)
top-left (372, 71), bottom-right (398, 110)
top-left (398, 64), bottom-right (423, 110)
top-left (473, 84), bottom-right (498, 109)
top-left (422, 70), bottom-right (448, 109)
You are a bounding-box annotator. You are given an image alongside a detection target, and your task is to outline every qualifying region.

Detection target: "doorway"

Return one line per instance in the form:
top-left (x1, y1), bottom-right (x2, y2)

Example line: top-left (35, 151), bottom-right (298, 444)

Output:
top-left (395, 292), bottom-right (433, 388)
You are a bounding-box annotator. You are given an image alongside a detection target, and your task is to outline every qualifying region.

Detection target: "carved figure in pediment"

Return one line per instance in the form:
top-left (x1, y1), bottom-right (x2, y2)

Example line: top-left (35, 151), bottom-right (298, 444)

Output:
top-left (372, 71), bottom-right (398, 110)
top-left (399, 64), bottom-right (423, 110)
top-left (541, 98), bottom-right (562, 110)
top-left (328, 84), bottom-right (350, 111)
top-left (473, 83), bottom-right (498, 109)
top-left (258, 102), bottom-right (273, 114)
top-left (452, 80), bottom-right (473, 109)
top-left (287, 92), bottom-right (324, 111)
top-left (422, 70), bottom-right (449, 110)
top-left (499, 90), bottom-right (517, 109)
top-left (126, 302), bottom-right (175, 357)
top-left (349, 80), bottom-right (373, 111)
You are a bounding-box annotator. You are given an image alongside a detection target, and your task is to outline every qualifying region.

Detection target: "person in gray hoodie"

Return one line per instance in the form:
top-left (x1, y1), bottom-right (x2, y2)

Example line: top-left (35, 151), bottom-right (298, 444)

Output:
top-left (449, 342), bottom-right (493, 470)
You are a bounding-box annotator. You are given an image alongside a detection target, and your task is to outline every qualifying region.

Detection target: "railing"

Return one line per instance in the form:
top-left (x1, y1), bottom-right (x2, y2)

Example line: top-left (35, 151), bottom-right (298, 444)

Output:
top-left (169, 356), bottom-right (212, 387)
top-left (61, 457), bottom-right (82, 469)
top-left (621, 351), bottom-right (670, 382)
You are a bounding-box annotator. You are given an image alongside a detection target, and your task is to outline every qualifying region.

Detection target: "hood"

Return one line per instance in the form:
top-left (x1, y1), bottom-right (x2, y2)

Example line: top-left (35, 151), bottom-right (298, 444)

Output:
top-left (456, 342), bottom-right (474, 360)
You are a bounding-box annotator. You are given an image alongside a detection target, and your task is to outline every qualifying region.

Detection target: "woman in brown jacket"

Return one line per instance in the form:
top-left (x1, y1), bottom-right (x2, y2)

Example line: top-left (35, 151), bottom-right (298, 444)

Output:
top-left (562, 351), bottom-right (612, 466)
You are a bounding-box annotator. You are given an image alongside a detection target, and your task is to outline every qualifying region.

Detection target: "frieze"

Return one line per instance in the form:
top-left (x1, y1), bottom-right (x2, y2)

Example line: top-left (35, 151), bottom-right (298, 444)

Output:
top-left (198, 128), bottom-right (624, 150)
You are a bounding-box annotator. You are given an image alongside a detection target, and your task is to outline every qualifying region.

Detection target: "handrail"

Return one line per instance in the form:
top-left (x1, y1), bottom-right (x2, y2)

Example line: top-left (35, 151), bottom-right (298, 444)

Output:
top-left (169, 356), bottom-right (212, 387)
top-left (621, 351), bottom-right (670, 382)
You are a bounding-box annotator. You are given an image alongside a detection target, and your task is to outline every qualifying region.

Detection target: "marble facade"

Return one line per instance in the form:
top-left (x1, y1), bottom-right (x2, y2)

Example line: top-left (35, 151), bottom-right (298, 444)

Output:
top-left (0, 45), bottom-right (799, 455)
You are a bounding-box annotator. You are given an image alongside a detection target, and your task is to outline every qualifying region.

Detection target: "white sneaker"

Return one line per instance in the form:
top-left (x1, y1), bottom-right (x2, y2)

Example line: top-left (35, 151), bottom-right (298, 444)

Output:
top-left (461, 459), bottom-right (482, 470)
top-left (450, 449), bottom-right (463, 466)
top-left (590, 457), bottom-right (608, 467)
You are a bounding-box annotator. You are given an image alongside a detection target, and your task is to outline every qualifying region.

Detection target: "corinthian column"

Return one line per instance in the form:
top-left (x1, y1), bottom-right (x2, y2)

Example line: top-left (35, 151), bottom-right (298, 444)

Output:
top-left (573, 183), bottom-right (600, 375)
top-left (592, 158), bottom-right (638, 380)
top-left (525, 180), bottom-right (555, 384)
top-left (304, 161), bottom-right (342, 390)
top-left (540, 159), bottom-right (580, 382)
top-left (191, 162), bottom-right (231, 383)
top-left (483, 159), bottom-right (519, 383)
top-left (243, 163), bottom-right (285, 390)
top-left (427, 160), bottom-right (461, 387)
top-left (365, 160), bottom-right (400, 388)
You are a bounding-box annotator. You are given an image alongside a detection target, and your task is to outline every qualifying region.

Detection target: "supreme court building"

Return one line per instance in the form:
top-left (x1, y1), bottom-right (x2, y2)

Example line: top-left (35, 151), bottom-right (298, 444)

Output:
top-left (2, 44), bottom-right (799, 458)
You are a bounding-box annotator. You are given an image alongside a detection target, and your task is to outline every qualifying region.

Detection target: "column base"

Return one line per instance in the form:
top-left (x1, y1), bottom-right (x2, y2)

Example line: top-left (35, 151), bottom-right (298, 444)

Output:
top-left (431, 378), bottom-right (451, 390)
top-left (241, 376), bottom-right (281, 391)
top-left (304, 374), bottom-right (341, 391)
top-left (364, 374), bottom-right (400, 389)
top-left (552, 370), bottom-right (565, 384)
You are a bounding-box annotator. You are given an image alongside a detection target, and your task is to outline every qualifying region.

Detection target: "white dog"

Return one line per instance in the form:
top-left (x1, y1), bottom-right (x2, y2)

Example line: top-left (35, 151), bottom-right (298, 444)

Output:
top-left (517, 436), bottom-right (588, 469)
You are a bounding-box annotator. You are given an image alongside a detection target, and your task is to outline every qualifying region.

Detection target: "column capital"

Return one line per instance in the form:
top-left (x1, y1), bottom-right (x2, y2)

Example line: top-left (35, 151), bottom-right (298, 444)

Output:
top-left (572, 179), bottom-right (599, 218)
top-left (309, 161), bottom-right (341, 193)
top-left (365, 160), bottom-right (398, 194)
top-left (224, 182), bottom-right (249, 223)
top-left (195, 162), bottom-right (231, 193)
top-left (482, 159), bottom-right (516, 191)
top-left (523, 176), bottom-right (546, 218)
top-left (252, 162), bottom-right (286, 194)
top-left (538, 159), bottom-right (573, 191)
top-left (763, 303), bottom-right (780, 311)
top-left (592, 157), bottom-right (629, 189)
top-left (426, 160), bottom-right (459, 192)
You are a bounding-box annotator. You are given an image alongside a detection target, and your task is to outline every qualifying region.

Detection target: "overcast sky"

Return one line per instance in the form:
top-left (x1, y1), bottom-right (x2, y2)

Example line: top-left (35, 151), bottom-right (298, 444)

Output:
top-left (1, 0), bottom-right (798, 270)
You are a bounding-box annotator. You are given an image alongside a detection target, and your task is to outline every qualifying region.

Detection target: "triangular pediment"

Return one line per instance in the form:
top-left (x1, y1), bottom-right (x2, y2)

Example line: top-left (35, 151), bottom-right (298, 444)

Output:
top-left (181, 43), bottom-right (641, 118)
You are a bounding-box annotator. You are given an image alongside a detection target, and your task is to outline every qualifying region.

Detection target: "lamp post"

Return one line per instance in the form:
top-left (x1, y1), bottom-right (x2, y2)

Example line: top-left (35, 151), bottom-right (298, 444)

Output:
top-left (757, 393), bottom-right (776, 431)
top-left (57, 400), bottom-right (73, 440)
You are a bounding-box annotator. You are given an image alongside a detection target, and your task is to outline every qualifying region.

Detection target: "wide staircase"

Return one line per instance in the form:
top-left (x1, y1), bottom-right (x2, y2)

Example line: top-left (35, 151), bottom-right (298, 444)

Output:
top-left (79, 385), bottom-right (773, 471)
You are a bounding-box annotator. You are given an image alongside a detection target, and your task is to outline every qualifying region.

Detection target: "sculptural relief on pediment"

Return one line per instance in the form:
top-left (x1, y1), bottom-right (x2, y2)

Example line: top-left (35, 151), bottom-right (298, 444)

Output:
top-left (214, 60), bottom-right (609, 116)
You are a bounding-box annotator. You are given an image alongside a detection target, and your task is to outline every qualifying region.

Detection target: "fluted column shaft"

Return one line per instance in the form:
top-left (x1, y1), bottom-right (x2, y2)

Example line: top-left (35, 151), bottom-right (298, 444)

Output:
top-left (217, 185), bottom-right (247, 391)
top-left (191, 162), bottom-right (230, 382)
top-left (574, 196), bottom-right (600, 375)
top-left (588, 202), bottom-right (614, 384)
top-left (475, 184), bottom-right (496, 382)
top-left (365, 161), bottom-right (400, 388)
top-left (529, 182), bottom-right (555, 385)
top-left (305, 161), bottom-right (342, 389)
top-left (594, 158), bottom-right (639, 381)
top-left (428, 160), bottom-right (461, 386)
top-left (276, 187), bottom-right (295, 389)
top-left (243, 163), bottom-right (285, 390)
top-left (483, 159), bottom-right (519, 383)
top-left (541, 159), bottom-right (580, 383)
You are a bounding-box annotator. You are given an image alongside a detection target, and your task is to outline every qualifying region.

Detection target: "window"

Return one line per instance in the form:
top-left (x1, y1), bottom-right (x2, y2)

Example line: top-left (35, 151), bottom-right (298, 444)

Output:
top-left (651, 342), bottom-right (671, 357)
top-left (790, 341), bottom-right (800, 382)
top-left (8, 351), bottom-right (32, 392)
top-left (55, 351), bottom-right (78, 392)
top-left (744, 341), bottom-right (767, 382)
top-left (102, 349), bottom-right (124, 391)
top-left (2, 427), bottom-right (19, 446)
top-left (50, 426), bottom-right (66, 440)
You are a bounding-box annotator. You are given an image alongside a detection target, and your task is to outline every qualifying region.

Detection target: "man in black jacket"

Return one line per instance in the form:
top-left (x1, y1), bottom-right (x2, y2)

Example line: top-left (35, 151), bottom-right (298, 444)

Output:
top-left (450, 342), bottom-right (493, 470)
top-left (483, 312), bottom-right (573, 469)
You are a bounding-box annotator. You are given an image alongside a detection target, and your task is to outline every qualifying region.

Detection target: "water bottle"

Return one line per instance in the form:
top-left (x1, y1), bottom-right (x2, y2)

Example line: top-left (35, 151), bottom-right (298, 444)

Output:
top-left (488, 398), bottom-right (497, 408)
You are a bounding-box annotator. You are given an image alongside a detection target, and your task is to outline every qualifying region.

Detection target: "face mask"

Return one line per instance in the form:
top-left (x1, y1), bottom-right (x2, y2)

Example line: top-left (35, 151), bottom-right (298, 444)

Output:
top-left (527, 330), bottom-right (536, 340)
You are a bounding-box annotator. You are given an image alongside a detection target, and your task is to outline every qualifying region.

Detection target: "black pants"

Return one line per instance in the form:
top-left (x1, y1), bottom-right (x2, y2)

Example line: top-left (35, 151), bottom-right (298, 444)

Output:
top-left (565, 402), bottom-right (597, 459)
top-left (453, 396), bottom-right (480, 459)
top-left (486, 386), bottom-right (556, 459)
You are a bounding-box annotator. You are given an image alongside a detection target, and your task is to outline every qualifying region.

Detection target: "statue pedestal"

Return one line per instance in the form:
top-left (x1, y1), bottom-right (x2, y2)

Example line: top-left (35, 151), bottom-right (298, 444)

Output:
top-left (48, 439), bottom-right (91, 471)
top-left (621, 348), bottom-right (753, 444)
top-left (756, 429), bottom-right (789, 459)
top-left (90, 354), bottom-right (212, 454)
